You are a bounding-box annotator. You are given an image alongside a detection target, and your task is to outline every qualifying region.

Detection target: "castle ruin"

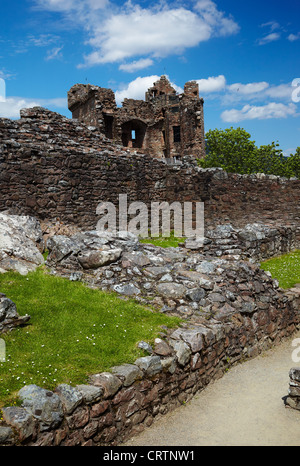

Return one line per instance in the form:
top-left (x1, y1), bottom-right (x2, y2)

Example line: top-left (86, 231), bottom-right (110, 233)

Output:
top-left (68, 76), bottom-right (205, 160)
top-left (0, 85), bottom-right (300, 447)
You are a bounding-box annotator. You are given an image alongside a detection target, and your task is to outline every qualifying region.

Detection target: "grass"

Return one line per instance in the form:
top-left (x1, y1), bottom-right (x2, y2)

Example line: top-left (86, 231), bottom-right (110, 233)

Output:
top-left (260, 250), bottom-right (300, 289)
top-left (0, 268), bottom-right (181, 407)
top-left (139, 231), bottom-right (185, 248)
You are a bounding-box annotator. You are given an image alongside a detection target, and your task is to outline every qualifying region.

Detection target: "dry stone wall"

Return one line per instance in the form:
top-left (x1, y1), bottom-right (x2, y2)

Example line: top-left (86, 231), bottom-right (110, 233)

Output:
top-left (0, 108), bottom-right (299, 233)
top-left (0, 278), bottom-right (299, 446)
top-left (188, 223), bottom-right (300, 262)
top-left (0, 221), bottom-right (300, 446)
top-left (286, 366), bottom-right (300, 410)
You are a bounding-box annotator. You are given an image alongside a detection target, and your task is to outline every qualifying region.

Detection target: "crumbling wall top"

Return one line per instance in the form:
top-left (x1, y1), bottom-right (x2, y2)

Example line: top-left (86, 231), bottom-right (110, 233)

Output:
top-left (68, 83), bottom-right (117, 113)
top-left (184, 81), bottom-right (199, 99)
top-left (145, 75), bottom-right (177, 102)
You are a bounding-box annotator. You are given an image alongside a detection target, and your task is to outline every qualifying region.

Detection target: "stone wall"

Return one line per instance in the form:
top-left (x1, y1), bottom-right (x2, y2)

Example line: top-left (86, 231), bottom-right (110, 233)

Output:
top-left (0, 221), bottom-right (300, 446)
top-left (186, 223), bottom-right (300, 262)
top-left (0, 284), bottom-right (299, 446)
top-left (286, 366), bottom-right (300, 410)
top-left (0, 108), bottom-right (299, 234)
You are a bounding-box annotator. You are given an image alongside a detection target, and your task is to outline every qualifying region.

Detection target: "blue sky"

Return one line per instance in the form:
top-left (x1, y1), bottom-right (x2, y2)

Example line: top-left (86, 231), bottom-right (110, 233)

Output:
top-left (0, 0), bottom-right (299, 155)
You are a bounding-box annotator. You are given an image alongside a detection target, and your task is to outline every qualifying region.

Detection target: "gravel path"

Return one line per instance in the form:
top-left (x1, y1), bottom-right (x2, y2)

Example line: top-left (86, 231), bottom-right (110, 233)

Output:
top-left (124, 332), bottom-right (300, 446)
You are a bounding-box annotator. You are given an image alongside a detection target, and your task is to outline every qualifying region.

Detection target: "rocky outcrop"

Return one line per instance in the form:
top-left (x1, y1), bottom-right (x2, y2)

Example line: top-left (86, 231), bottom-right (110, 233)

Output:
top-left (0, 294), bottom-right (30, 333)
top-left (0, 213), bottom-right (44, 275)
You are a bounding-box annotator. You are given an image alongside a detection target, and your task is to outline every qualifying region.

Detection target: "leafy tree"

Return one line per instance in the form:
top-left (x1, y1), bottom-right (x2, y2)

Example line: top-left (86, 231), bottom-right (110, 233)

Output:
top-left (200, 127), bottom-right (256, 174)
top-left (254, 142), bottom-right (287, 176)
top-left (199, 127), bottom-right (299, 178)
top-left (286, 147), bottom-right (300, 178)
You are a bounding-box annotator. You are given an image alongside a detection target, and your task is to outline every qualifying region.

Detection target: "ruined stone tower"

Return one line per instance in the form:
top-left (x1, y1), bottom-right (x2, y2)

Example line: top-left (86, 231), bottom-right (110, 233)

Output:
top-left (68, 76), bottom-right (205, 160)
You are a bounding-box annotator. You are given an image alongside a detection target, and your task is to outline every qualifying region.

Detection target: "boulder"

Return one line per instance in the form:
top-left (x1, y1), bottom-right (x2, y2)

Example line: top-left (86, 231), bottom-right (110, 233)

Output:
top-left (55, 384), bottom-right (83, 414)
top-left (46, 230), bottom-right (138, 269)
top-left (89, 372), bottom-right (122, 398)
top-left (18, 384), bottom-right (64, 432)
top-left (75, 384), bottom-right (103, 404)
top-left (169, 340), bottom-right (191, 366)
top-left (112, 283), bottom-right (141, 296)
top-left (111, 364), bottom-right (143, 386)
top-left (134, 355), bottom-right (162, 376)
top-left (0, 294), bottom-right (30, 333)
top-left (170, 328), bottom-right (204, 353)
top-left (78, 248), bottom-right (122, 269)
top-left (2, 406), bottom-right (37, 442)
top-left (156, 282), bottom-right (186, 299)
top-left (0, 213), bottom-right (45, 275)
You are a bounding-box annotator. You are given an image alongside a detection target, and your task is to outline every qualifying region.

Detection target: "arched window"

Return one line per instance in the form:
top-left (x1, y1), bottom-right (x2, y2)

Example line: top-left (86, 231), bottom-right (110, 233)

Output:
top-left (121, 119), bottom-right (147, 149)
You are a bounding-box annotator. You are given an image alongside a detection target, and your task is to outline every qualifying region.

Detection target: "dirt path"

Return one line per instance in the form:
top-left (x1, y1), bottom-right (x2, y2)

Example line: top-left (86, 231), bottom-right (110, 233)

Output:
top-left (124, 332), bottom-right (300, 446)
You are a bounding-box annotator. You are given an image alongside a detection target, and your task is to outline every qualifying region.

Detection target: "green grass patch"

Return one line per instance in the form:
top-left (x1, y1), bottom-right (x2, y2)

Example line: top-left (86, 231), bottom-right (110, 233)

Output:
top-left (139, 231), bottom-right (185, 248)
top-left (260, 250), bottom-right (300, 289)
top-left (0, 268), bottom-right (181, 407)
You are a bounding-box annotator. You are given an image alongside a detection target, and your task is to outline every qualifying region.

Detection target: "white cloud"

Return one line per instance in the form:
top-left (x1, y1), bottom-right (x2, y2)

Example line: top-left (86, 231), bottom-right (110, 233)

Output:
top-left (260, 21), bottom-right (280, 32)
top-left (196, 75), bottom-right (226, 93)
top-left (86, 0), bottom-right (110, 10)
top-left (0, 96), bottom-right (67, 119)
top-left (282, 147), bottom-right (297, 157)
top-left (81, 6), bottom-right (213, 66)
top-left (5, 34), bottom-right (61, 58)
top-left (194, 0), bottom-right (240, 37)
top-left (119, 58), bottom-right (154, 73)
top-left (45, 46), bottom-right (63, 61)
top-left (221, 80), bottom-right (294, 105)
top-left (115, 75), bottom-right (160, 104)
top-left (258, 32), bottom-right (281, 45)
top-left (221, 102), bottom-right (297, 123)
top-left (227, 81), bottom-right (269, 95)
top-left (0, 69), bottom-right (15, 80)
top-left (36, 0), bottom-right (239, 68)
top-left (35, 0), bottom-right (77, 11)
top-left (35, 0), bottom-right (108, 12)
top-left (27, 34), bottom-right (60, 47)
top-left (0, 98), bottom-right (42, 119)
top-left (114, 75), bottom-right (183, 105)
top-left (265, 83), bottom-right (293, 99)
top-left (258, 20), bottom-right (282, 45)
top-left (288, 32), bottom-right (300, 42)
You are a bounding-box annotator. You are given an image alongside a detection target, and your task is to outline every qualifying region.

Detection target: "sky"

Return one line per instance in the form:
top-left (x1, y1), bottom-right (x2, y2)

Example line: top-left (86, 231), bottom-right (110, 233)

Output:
top-left (0, 0), bottom-right (299, 155)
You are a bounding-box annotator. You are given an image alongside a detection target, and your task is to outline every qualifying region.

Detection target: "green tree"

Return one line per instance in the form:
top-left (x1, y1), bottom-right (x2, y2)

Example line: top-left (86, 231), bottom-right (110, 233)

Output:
top-left (200, 127), bottom-right (256, 174)
top-left (254, 141), bottom-right (286, 176)
top-left (199, 127), bottom-right (298, 178)
top-left (286, 147), bottom-right (300, 178)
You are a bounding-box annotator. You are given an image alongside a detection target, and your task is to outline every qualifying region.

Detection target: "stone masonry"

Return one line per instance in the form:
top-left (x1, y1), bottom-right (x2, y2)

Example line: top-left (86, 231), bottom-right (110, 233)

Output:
top-left (0, 107), bottom-right (299, 232)
top-left (0, 217), bottom-right (300, 446)
top-left (68, 76), bottom-right (205, 160)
